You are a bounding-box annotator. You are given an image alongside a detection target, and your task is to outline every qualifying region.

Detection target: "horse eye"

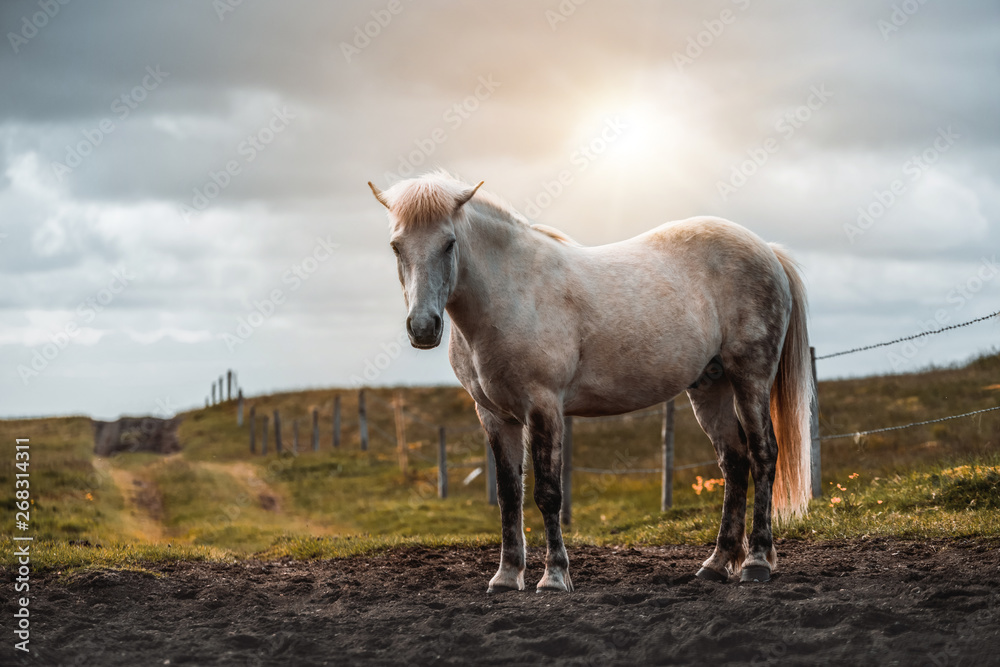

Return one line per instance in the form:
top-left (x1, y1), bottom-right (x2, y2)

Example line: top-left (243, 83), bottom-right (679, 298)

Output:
top-left (390, 244), bottom-right (400, 256)
top-left (444, 239), bottom-right (456, 253)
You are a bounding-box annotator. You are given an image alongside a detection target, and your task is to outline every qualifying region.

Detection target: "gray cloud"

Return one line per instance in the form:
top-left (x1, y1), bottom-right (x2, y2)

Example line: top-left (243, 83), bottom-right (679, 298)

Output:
top-left (1, 0), bottom-right (997, 418)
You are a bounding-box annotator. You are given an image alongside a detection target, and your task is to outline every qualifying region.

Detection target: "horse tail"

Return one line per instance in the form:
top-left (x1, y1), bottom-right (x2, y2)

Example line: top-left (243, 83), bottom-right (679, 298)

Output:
top-left (768, 244), bottom-right (813, 522)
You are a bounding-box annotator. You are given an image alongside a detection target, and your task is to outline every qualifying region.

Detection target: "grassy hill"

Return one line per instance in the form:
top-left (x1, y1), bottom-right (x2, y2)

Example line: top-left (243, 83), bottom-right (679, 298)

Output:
top-left (2, 352), bottom-right (998, 570)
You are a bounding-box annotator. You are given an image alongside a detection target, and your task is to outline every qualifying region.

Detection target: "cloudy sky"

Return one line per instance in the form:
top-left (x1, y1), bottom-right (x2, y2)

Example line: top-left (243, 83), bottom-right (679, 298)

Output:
top-left (1, 0), bottom-right (998, 419)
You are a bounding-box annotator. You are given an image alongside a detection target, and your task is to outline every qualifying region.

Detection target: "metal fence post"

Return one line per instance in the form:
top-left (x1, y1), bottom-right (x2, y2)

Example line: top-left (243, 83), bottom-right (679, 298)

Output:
top-left (333, 395), bottom-right (341, 448)
top-left (394, 392), bottom-right (408, 475)
top-left (810, 346), bottom-right (822, 498)
top-left (274, 410), bottom-right (282, 454)
top-left (561, 415), bottom-right (573, 526)
top-left (485, 435), bottom-right (497, 506)
top-left (661, 400), bottom-right (675, 511)
top-left (249, 406), bottom-right (256, 454)
top-left (359, 390), bottom-right (369, 451)
top-left (312, 408), bottom-right (319, 451)
top-left (261, 415), bottom-right (268, 455)
top-left (438, 426), bottom-right (448, 499)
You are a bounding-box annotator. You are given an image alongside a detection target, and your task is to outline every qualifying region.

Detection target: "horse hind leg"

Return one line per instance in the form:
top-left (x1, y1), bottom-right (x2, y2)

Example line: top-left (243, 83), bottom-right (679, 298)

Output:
top-left (687, 375), bottom-right (752, 582)
top-left (479, 406), bottom-right (527, 593)
top-left (729, 375), bottom-right (780, 583)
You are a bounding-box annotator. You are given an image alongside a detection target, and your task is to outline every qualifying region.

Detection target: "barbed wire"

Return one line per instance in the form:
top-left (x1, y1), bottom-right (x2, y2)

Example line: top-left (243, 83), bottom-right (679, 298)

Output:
top-left (815, 309), bottom-right (1000, 360)
top-left (575, 460), bottom-right (718, 475)
top-left (350, 333), bottom-right (999, 477)
top-left (446, 424), bottom-right (484, 434)
top-left (820, 405), bottom-right (1000, 442)
top-left (367, 421), bottom-right (397, 445)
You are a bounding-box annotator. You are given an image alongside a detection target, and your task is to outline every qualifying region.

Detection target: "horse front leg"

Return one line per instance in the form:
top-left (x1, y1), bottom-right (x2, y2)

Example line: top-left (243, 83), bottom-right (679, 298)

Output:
top-left (527, 407), bottom-right (573, 592)
top-left (479, 406), bottom-right (527, 593)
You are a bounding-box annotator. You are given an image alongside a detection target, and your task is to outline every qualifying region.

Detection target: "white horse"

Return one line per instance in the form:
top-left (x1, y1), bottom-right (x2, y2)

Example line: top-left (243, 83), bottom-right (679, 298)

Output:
top-left (368, 172), bottom-right (812, 591)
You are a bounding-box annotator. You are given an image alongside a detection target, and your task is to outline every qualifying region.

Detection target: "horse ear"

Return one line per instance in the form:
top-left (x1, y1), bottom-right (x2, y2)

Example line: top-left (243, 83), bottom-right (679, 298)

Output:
top-left (455, 181), bottom-right (484, 209)
top-left (368, 181), bottom-right (390, 209)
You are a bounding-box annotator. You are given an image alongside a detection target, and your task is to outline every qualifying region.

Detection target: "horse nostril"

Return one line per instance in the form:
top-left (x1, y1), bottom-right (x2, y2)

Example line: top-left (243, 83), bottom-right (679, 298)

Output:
top-left (432, 314), bottom-right (442, 333)
top-left (405, 316), bottom-right (414, 336)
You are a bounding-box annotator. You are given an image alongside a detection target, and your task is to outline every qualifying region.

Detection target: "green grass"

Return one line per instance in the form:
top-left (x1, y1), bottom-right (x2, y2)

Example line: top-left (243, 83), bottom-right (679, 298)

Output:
top-left (1, 352), bottom-right (998, 573)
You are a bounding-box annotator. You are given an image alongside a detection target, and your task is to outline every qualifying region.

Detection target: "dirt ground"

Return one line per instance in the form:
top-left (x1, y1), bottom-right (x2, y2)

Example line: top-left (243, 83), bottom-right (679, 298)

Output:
top-left (5, 538), bottom-right (1000, 666)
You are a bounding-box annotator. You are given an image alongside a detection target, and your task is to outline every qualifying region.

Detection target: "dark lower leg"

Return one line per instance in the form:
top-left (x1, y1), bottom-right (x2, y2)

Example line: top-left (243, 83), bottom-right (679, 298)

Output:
top-left (479, 411), bottom-right (526, 592)
top-left (493, 439), bottom-right (525, 583)
top-left (746, 422), bottom-right (778, 571)
top-left (701, 453), bottom-right (750, 577)
top-left (529, 410), bottom-right (572, 591)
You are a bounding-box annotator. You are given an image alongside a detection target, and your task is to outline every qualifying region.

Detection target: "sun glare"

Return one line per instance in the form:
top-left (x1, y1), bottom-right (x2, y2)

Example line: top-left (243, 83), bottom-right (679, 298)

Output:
top-left (574, 100), bottom-right (691, 172)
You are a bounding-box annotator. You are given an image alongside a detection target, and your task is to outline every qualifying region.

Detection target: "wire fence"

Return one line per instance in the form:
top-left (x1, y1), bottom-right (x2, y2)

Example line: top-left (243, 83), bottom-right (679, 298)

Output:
top-left (815, 308), bottom-right (1000, 360)
top-left (231, 305), bottom-right (998, 514)
top-left (819, 405), bottom-right (1000, 442)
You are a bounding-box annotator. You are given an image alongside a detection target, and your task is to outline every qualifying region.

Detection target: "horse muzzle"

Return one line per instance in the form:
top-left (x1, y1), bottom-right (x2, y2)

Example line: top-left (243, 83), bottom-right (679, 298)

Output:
top-left (406, 313), bottom-right (443, 349)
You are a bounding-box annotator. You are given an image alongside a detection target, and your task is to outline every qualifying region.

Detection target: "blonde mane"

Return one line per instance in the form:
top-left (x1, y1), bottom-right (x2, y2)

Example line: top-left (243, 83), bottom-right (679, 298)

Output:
top-left (382, 172), bottom-right (469, 228)
top-left (530, 223), bottom-right (581, 246)
top-left (382, 171), bottom-right (580, 245)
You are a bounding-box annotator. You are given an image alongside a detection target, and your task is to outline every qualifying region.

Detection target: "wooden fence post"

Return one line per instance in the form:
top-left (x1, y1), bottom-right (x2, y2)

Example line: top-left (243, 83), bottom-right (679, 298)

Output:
top-left (393, 391), bottom-right (408, 475)
top-left (485, 435), bottom-right (497, 506)
top-left (249, 406), bottom-right (256, 454)
top-left (261, 415), bottom-right (269, 455)
top-left (211, 384), bottom-right (216, 405)
top-left (312, 409), bottom-right (319, 452)
top-left (358, 390), bottom-right (369, 451)
top-left (561, 415), bottom-right (573, 525)
top-left (274, 410), bottom-right (283, 454)
top-left (292, 418), bottom-right (299, 455)
top-left (219, 376), bottom-right (224, 402)
top-left (333, 395), bottom-right (341, 448)
top-left (438, 427), bottom-right (448, 499)
top-left (227, 370), bottom-right (232, 402)
top-left (810, 346), bottom-right (822, 499)
top-left (237, 390), bottom-right (244, 427)
top-left (661, 400), bottom-right (675, 512)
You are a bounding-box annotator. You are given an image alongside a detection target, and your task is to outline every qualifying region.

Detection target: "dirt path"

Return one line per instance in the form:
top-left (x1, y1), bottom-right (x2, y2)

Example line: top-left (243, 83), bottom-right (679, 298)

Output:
top-left (100, 461), bottom-right (166, 543)
top-left (200, 461), bottom-right (285, 513)
top-left (4, 537), bottom-right (999, 666)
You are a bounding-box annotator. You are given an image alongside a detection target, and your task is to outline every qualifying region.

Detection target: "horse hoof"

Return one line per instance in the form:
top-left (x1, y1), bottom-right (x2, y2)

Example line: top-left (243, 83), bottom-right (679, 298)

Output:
top-left (740, 566), bottom-right (771, 583)
top-left (695, 567), bottom-right (729, 583)
top-left (536, 580), bottom-right (573, 593)
top-left (487, 585), bottom-right (518, 594)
